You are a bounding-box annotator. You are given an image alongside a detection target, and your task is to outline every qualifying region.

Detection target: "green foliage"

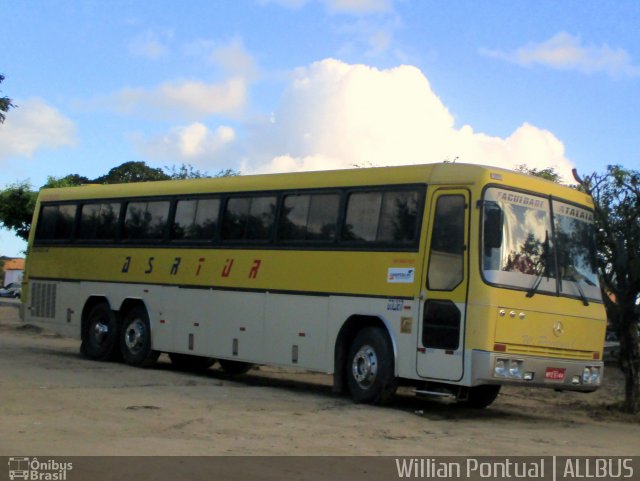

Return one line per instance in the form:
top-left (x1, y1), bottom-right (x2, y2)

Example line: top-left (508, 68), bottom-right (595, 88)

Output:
top-left (515, 164), bottom-right (563, 183)
top-left (93, 161), bottom-right (170, 184)
top-left (213, 168), bottom-right (240, 178)
top-left (0, 181), bottom-right (37, 241)
top-left (577, 166), bottom-right (640, 299)
top-left (165, 164), bottom-right (240, 180)
top-left (43, 174), bottom-right (91, 188)
top-left (165, 163), bottom-right (209, 180)
top-left (0, 73), bottom-right (17, 124)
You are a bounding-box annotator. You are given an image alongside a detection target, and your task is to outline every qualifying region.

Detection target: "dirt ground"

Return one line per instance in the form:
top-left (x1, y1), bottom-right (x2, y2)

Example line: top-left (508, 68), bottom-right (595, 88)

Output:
top-left (1, 303), bottom-right (638, 457)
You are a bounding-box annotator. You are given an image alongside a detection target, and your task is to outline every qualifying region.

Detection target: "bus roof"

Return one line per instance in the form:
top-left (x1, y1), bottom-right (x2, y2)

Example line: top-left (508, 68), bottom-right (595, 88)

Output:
top-left (36, 162), bottom-right (594, 208)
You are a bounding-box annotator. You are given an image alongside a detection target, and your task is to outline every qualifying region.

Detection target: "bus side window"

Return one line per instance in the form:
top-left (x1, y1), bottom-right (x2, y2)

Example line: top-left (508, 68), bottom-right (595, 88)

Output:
top-left (427, 195), bottom-right (465, 291)
top-left (78, 202), bottom-right (120, 240)
top-left (343, 192), bottom-right (382, 242)
top-left (279, 193), bottom-right (339, 242)
top-left (36, 204), bottom-right (77, 241)
top-left (342, 189), bottom-right (421, 245)
top-left (123, 201), bottom-right (170, 241)
top-left (377, 190), bottom-right (419, 243)
top-left (172, 198), bottom-right (219, 241)
top-left (221, 196), bottom-right (277, 241)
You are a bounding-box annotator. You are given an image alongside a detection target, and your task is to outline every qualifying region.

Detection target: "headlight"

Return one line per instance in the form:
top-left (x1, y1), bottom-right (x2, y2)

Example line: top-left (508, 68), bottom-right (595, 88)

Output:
top-left (494, 358), bottom-right (523, 379)
top-left (582, 366), bottom-right (602, 385)
top-left (494, 359), bottom-right (508, 377)
top-left (508, 360), bottom-right (523, 379)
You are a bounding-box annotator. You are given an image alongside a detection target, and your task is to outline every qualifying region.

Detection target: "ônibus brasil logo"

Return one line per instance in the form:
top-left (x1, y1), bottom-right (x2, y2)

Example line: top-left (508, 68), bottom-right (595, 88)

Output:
top-left (7, 457), bottom-right (73, 481)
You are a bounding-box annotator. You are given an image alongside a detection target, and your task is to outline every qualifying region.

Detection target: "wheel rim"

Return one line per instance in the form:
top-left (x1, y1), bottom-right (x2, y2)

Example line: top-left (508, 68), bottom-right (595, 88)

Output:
top-left (91, 320), bottom-right (110, 346)
top-left (352, 344), bottom-right (378, 389)
top-left (124, 319), bottom-right (146, 354)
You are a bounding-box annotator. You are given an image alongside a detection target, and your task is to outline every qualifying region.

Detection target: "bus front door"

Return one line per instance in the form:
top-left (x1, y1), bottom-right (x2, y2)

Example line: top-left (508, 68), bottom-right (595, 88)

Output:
top-left (417, 189), bottom-right (469, 381)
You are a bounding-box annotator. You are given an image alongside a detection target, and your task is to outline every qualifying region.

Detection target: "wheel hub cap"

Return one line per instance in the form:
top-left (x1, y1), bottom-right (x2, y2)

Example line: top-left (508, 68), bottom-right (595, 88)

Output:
top-left (352, 345), bottom-right (378, 388)
top-left (92, 322), bottom-right (109, 345)
top-left (125, 319), bottom-right (145, 353)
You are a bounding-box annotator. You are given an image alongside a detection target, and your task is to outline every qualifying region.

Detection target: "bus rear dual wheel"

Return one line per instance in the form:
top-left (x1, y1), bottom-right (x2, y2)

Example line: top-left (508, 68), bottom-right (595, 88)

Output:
top-left (119, 305), bottom-right (160, 367)
top-left (80, 303), bottom-right (159, 367)
top-left (81, 303), bottom-right (120, 362)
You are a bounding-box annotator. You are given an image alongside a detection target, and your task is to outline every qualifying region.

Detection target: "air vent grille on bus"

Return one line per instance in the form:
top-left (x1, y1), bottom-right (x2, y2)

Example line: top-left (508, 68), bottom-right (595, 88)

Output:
top-left (30, 282), bottom-right (57, 319)
top-left (504, 343), bottom-right (594, 360)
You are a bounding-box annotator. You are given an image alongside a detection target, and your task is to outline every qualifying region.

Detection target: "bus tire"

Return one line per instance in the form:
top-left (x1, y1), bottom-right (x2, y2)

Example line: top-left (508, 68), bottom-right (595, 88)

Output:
top-left (346, 327), bottom-right (398, 405)
top-left (81, 303), bottom-right (120, 361)
top-left (120, 305), bottom-right (159, 367)
top-left (459, 385), bottom-right (500, 409)
top-left (218, 359), bottom-right (253, 375)
top-left (169, 353), bottom-right (216, 372)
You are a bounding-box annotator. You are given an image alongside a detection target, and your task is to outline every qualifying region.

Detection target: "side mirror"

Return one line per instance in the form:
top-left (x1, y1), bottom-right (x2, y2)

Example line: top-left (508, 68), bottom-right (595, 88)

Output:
top-left (484, 203), bottom-right (503, 251)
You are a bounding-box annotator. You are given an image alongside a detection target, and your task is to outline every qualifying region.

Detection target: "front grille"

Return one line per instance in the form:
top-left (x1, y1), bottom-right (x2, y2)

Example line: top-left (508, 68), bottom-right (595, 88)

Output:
top-left (505, 343), bottom-right (594, 360)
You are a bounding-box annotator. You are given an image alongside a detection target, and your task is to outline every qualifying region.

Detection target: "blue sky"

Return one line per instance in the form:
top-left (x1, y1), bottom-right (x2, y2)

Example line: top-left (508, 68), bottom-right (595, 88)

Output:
top-left (1, 0), bottom-right (639, 257)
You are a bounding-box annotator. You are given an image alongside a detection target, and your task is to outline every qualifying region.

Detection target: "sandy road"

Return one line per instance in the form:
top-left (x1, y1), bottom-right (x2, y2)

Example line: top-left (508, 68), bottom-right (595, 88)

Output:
top-left (0, 303), bottom-right (638, 457)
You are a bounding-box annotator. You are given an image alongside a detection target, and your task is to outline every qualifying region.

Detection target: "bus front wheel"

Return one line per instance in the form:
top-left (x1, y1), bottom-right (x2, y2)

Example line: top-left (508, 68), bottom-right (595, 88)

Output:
top-left (120, 306), bottom-right (159, 367)
top-left (346, 327), bottom-right (398, 405)
top-left (81, 303), bottom-right (119, 361)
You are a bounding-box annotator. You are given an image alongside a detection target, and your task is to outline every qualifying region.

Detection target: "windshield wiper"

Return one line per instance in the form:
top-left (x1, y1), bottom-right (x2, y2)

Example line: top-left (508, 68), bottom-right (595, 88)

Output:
top-left (564, 272), bottom-right (591, 306)
top-left (574, 278), bottom-right (590, 306)
top-left (526, 264), bottom-right (548, 298)
top-left (526, 231), bottom-right (550, 299)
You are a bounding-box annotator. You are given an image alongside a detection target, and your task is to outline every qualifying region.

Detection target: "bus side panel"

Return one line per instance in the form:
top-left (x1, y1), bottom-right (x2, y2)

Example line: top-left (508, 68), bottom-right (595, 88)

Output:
top-left (159, 288), bottom-right (267, 363)
top-left (264, 293), bottom-right (329, 370)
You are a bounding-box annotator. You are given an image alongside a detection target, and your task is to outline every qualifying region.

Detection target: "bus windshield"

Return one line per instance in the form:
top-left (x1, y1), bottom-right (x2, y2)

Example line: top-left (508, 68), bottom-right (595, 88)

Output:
top-left (482, 187), bottom-right (602, 303)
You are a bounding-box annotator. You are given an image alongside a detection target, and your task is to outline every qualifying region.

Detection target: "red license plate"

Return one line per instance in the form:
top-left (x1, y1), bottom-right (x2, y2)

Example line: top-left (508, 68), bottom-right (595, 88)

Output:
top-left (545, 367), bottom-right (565, 381)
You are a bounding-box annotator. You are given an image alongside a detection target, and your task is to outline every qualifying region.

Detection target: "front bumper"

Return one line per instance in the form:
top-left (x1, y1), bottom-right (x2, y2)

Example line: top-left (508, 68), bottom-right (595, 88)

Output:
top-left (471, 350), bottom-right (603, 392)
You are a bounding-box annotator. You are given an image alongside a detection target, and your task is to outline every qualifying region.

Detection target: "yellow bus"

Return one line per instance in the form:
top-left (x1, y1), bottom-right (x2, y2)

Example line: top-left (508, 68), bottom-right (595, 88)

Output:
top-left (21, 163), bottom-right (607, 408)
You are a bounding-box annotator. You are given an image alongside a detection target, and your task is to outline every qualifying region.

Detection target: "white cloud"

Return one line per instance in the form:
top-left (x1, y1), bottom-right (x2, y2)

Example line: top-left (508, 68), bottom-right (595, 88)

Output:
top-left (107, 37), bottom-right (258, 121)
top-left (242, 59), bottom-right (574, 180)
top-left (128, 29), bottom-right (173, 60)
top-left (183, 37), bottom-right (259, 79)
top-left (133, 122), bottom-right (236, 166)
top-left (112, 78), bottom-right (247, 120)
top-left (209, 37), bottom-right (259, 80)
top-left (481, 32), bottom-right (640, 78)
top-left (0, 98), bottom-right (76, 161)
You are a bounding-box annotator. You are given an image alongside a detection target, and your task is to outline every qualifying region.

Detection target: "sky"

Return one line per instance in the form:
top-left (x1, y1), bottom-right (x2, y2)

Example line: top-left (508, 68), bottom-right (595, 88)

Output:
top-left (1, 0), bottom-right (639, 257)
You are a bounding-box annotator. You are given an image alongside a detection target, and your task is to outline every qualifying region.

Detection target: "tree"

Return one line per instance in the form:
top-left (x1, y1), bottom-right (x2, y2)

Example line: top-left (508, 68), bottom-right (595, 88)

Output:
top-left (165, 164), bottom-right (240, 180)
top-left (0, 181), bottom-right (37, 241)
top-left (93, 161), bottom-right (170, 184)
top-left (45, 174), bottom-right (91, 187)
top-left (0, 73), bottom-right (16, 124)
top-left (515, 164), bottom-right (563, 183)
top-left (573, 165), bottom-right (640, 414)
